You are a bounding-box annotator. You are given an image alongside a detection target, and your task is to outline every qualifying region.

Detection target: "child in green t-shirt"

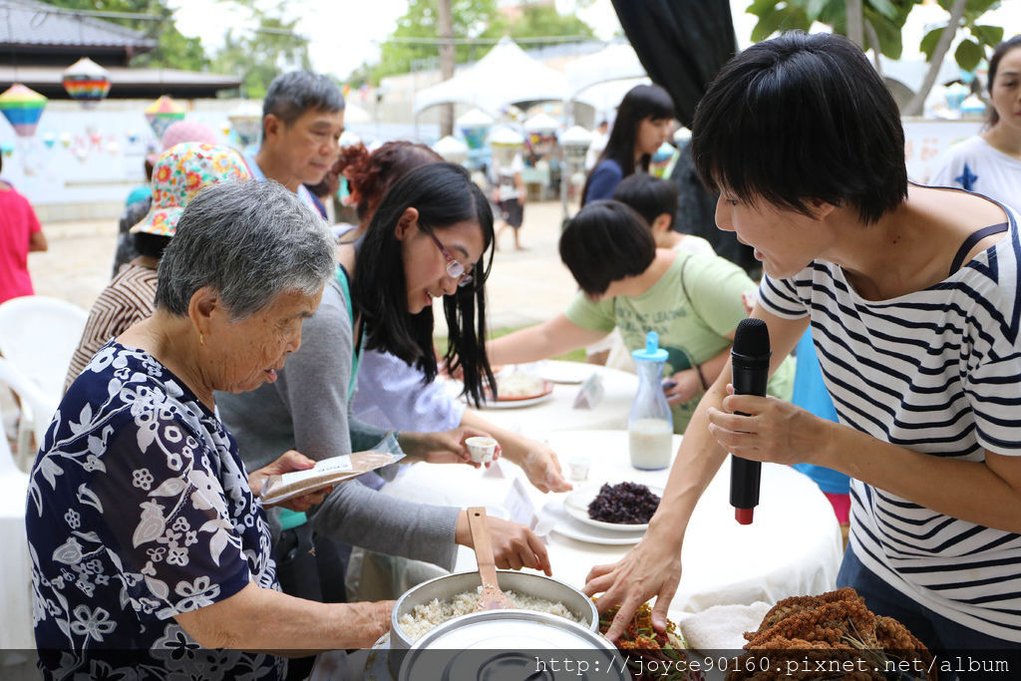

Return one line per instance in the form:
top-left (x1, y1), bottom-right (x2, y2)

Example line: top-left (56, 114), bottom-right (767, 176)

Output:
top-left (487, 199), bottom-right (793, 433)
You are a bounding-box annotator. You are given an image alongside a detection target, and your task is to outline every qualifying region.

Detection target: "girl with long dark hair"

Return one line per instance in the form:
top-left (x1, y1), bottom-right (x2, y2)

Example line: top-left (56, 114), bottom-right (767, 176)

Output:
top-left (582, 83), bottom-right (676, 205)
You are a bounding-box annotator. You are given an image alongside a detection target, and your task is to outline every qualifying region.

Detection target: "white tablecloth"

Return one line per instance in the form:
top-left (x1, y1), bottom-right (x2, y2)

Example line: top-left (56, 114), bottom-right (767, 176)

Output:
top-left (0, 468), bottom-right (32, 649)
top-left (380, 429), bottom-right (843, 618)
top-left (461, 361), bottom-right (639, 438)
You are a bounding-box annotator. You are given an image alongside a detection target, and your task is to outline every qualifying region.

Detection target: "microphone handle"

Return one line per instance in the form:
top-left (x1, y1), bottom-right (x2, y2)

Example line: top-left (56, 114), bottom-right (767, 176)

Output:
top-left (729, 358), bottom-right (768, 515)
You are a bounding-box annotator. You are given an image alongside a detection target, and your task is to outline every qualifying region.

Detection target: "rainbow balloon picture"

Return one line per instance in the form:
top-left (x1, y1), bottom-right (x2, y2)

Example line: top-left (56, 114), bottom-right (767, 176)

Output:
top-left (0, 84), bottom-right (47, 137)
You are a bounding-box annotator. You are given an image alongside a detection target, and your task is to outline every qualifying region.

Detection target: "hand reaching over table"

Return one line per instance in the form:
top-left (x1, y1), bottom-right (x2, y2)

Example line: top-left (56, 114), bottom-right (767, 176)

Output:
top-left (455, 512), bottom-right (552, 575)
top-left (398, 426), bottom-right (501, 467)
top-left (517, 443), bottom-right (571, 493)
top-left (582, 526), bottom-right (683, 642)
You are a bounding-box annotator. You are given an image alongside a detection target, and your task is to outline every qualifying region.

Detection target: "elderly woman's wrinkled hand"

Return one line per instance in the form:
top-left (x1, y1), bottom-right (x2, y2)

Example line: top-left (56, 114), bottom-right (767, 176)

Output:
top-left (248, 450), bottom-right (334, 512)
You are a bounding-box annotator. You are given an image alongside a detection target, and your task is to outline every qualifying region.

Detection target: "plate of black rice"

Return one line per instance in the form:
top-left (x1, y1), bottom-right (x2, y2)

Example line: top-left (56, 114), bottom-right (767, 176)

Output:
top-left (563, 481), bottom-right (663, 532)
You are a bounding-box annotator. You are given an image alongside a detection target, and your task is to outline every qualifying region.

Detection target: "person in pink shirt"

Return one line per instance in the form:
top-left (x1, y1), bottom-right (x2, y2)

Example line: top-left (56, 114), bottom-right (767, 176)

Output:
top-left (0, 154), bottom-right (47, 303)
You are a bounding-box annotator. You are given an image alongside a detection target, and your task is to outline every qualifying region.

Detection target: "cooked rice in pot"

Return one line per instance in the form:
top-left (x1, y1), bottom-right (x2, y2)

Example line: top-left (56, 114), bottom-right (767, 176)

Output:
top-left (397, 587), bottom-right (584, 641)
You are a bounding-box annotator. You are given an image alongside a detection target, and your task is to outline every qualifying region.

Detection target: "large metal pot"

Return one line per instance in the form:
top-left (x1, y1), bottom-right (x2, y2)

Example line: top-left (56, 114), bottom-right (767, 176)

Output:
top-left (389, 570), bottom-right (599, 677)
top-left (400, 610), bottom-right (628, 681)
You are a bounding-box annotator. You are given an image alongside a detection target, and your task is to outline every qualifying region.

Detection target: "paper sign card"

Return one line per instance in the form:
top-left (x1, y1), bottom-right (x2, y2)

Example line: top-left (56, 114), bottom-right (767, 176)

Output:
top-left (573, 373), bottom-right (605, 410)
top-left (503, 477), bottom-right (537, 527)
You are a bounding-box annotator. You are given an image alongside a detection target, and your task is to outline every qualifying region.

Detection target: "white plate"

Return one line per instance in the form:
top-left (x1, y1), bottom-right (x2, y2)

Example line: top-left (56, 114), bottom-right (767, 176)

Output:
top-left (545, 504), bottom-right (645, 546)
top-left (563, 483), bottom-right (664, 532)
top-left (537, 360), bottom-right (593, 385)
top-left (477, 389), bottom-right (555, 410)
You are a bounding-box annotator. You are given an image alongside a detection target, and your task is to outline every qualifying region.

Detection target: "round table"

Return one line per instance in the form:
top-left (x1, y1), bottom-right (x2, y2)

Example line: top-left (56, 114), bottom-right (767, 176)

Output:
top-left (457, 361), bottom-right (639, 438)
top-left (380, 429), bottom-right (843, 617)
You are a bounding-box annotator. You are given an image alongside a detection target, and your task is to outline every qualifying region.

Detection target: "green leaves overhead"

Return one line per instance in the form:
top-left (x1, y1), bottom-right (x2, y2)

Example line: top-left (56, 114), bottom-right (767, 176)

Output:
top-left (746, 0), bottom-right (1003, 71)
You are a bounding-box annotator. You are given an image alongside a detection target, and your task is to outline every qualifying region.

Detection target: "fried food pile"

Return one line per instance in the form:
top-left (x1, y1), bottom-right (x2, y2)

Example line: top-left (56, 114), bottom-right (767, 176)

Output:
top-left (598, 601), bottom-right (703, 681)
top-left (726, 588), bottom-right (934, 681)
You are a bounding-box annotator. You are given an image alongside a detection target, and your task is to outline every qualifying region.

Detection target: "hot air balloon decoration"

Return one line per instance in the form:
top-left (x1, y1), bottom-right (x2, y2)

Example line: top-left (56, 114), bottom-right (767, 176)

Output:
top-left (0, 84), bottom-right (47, 137)
top-left (144, 95), bottom-right (185, 139)
top-left (62, 57), bottom-right (112, 106)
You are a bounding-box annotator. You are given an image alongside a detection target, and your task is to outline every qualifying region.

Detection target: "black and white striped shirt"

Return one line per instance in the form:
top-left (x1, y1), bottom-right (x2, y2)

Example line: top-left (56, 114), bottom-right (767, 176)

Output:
top-left (758, 207), bottom-right (1021, 642)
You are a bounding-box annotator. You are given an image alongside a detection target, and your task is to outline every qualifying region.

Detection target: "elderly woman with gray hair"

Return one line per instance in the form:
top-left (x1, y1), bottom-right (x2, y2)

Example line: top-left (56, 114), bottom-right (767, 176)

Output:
top-left (26, 181), bottom-right (391, 681)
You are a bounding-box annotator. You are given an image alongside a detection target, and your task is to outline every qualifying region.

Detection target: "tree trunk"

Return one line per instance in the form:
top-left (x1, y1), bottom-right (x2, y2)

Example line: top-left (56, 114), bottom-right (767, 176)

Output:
top-left (904, 0), bottom-right (967, 115)
top-left (864, 19), bottom-right (883, 75)
top-left (846, 0), bottom-right (864, 48)
top-left (437, 0), bottom-right (455, 137)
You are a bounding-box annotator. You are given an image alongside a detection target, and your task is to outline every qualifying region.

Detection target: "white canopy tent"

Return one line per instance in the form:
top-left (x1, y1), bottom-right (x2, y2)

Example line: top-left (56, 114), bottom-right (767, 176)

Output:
top-left (413, 36), bottom-right (568, 116)
top-left (565, 42), bottom-right (646, 97)
top-left (563, 42), bottom-right (650, 121)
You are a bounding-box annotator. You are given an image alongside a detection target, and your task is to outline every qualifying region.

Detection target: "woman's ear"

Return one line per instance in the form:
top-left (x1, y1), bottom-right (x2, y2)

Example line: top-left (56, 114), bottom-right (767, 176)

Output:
top-left (809, 200), bottom-right (837, 220)
top-left (652, 213), bottom-right (673, 234)
top-left (394, 207), bottom-right (420, 241)
top-left (188, 286), bottom-right (220, 339)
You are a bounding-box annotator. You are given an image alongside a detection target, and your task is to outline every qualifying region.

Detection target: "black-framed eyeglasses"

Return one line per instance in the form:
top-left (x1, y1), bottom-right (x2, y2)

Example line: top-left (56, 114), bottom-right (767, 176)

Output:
top-left (424, 228), bottom-right (474, 288)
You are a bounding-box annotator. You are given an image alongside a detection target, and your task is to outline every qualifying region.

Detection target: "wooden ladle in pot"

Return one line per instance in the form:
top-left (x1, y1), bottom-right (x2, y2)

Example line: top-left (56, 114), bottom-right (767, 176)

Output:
top-left (466, 507), bottom-right (514, 611)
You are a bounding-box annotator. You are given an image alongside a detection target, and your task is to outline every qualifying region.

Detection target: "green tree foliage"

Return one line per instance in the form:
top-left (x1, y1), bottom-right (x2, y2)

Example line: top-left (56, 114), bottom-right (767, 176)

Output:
top-left (497, 3), bottom-right (597, 50)
top-left (371, 0), bottom-right (499, 83)
top-left (208, 1), bottom-right (314, 99)
top-left (919, 0), bottom-right (1002, 72)
top-left (745, 0), bottom-right (1000, 67)
top-left (366, 1), bottom-right (595, 85)
top-left (44, 0), bottom-right (208, 71)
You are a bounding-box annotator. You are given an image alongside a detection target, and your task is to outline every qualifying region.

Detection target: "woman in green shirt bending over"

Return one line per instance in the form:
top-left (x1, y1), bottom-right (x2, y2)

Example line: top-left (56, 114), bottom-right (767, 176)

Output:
top-left (487, 200), bottom-right (793, 433)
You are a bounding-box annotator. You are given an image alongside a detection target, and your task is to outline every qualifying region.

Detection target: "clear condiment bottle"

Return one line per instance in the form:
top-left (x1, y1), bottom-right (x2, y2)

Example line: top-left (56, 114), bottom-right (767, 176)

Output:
top-left (628, 331), bottom-right (674, 470)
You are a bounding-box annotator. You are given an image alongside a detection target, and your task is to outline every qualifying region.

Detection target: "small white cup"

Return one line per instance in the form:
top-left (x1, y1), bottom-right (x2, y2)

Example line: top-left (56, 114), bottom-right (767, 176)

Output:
top-left (567, 455), bottom-right (591, 482)
top-left (466, 436), bottom-right (498, 463)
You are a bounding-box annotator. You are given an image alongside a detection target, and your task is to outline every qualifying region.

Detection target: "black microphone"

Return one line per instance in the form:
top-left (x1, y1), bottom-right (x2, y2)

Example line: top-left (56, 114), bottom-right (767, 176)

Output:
top-left (730, 318), bottom-right (770, 525)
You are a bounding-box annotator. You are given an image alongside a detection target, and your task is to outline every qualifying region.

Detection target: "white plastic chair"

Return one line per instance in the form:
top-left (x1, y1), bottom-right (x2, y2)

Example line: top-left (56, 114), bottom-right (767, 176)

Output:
top-left (0, 296), bottom-right (87, 469)
top-left (0, 397), bottom-right (18, 477)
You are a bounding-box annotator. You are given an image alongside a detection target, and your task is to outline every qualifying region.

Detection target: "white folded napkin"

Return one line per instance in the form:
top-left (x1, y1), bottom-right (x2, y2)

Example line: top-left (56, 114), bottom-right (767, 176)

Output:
top-left (676, 601), bottom-right (771, 652)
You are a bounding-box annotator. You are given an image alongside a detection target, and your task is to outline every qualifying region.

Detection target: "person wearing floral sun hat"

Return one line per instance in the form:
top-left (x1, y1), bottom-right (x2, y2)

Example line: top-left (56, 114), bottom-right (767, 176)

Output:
top-left (112, 121), bottom-right (221, 276)
top-left (65, 142), bottom-right (251, 391)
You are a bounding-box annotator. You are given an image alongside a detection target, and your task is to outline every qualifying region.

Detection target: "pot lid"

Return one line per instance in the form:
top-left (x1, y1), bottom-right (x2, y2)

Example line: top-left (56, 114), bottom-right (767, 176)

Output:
top-left (399, 609), bottom-right (627, 680)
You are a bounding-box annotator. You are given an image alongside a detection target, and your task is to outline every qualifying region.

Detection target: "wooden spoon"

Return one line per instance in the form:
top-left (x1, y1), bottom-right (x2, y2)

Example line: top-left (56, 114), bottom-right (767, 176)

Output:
top-left (466, 507), bottom-right (515, 611)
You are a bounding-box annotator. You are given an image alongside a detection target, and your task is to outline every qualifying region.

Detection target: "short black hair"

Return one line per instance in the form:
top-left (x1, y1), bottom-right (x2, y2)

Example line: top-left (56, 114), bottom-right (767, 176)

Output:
top-left (612, 174), bottom-right (679, 229)
top-left (263, 71), bottom-right (345, 129)
top-left (691, 32), bottom-right (907, 225)
top-left (559, 200), bottom-right (656, 296)
top-left (133, 232), bottom-right (172, 260)
top-left (987, 35), bottom-right (1021, 127)
top-left (352, 163), bottom-right (496, 407)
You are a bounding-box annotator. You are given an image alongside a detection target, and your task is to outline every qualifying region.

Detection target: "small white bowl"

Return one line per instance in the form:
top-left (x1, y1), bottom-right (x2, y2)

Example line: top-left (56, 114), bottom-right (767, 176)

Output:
top-left (466, 436), bottom-right (498, 463)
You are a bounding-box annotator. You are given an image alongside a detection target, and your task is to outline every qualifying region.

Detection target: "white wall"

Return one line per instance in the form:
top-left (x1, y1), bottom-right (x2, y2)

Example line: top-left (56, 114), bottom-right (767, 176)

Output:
top-left (0, 98), bottom-right (436, 219)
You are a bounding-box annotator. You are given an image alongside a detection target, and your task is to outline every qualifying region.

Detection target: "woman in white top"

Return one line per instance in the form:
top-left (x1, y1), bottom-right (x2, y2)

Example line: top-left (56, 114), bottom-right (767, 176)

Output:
top-left (929, 36), bottom-right (1021, 211)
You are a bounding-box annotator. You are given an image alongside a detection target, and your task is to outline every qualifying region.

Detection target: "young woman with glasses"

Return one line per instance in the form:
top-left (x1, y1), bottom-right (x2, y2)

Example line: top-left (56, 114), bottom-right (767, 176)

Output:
top-left (217, 163), bottom-right (552, 591)
top-left (343, 144), bottom-right (571, 493)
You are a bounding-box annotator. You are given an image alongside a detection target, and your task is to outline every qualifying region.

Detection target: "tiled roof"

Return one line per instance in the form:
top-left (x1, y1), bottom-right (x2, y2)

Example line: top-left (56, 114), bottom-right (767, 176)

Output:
top-left (0, 0), bottom-right (156, 49)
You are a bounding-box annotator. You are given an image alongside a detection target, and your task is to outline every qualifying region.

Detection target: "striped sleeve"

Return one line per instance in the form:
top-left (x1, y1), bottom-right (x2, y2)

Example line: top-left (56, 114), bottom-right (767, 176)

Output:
top-left (757, 272), bottom-right (810, 319)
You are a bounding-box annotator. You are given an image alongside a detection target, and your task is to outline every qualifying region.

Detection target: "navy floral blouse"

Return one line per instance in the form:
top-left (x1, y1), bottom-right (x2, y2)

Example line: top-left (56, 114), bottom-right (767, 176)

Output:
top-left (26, 342), bottom-right (286, 680)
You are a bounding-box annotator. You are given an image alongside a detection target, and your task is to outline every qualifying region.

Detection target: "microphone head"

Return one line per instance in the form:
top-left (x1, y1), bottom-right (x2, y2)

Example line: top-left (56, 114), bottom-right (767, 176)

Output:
top-left (733, 318), bottom-right (770, 356)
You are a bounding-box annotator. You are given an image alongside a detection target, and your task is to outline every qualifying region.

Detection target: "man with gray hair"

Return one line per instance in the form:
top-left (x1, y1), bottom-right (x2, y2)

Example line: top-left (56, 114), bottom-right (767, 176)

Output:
top-left (248, 70), bottom-right (345, 209)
